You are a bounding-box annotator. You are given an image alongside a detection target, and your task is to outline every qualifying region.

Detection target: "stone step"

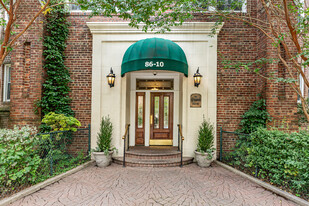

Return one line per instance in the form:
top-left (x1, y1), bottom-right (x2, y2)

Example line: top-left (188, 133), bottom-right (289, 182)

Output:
top-left (113, 156), bottom-right (194, 167)
top-left (125, 151), bottom-right (181, 160)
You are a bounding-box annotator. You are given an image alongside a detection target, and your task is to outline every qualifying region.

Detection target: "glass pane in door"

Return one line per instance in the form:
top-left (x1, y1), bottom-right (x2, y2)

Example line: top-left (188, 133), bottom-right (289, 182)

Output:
top-left (154, 96), bottom-right (160, 129)
top-left (164, 96), bottom-right (169, 129)
top-left (137, 96), bottom-right (143, 128)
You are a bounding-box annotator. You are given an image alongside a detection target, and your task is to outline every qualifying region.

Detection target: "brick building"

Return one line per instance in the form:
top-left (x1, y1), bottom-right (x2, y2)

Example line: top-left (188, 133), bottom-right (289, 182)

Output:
top-left (0, 0), bottom-right (303, 159)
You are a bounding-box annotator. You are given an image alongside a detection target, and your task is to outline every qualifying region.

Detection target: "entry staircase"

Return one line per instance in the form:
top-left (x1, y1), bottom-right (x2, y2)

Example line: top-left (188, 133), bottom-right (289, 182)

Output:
top-left (113, 124), bottom-right (193, 167)
top-left (113, 146), bottom-right (193, 167)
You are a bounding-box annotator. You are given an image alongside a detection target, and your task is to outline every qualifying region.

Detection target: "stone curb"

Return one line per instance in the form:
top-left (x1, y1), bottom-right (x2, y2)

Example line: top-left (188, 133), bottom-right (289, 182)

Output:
top-left (0, 160), bottom-right (95, 206)
top-left (214, 160), bottom-right (309, 206)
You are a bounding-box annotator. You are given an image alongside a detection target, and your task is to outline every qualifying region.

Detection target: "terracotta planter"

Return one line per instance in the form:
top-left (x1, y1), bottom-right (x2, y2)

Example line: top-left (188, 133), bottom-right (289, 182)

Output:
top-left (195, 151), bottom-right (213, 168)
top-left (92, 151), bottom-right (114, 167)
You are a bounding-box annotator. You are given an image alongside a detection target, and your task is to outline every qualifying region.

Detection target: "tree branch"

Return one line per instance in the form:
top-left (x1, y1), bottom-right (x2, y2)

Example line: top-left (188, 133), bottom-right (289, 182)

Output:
top-left (6, 0), bottom-right (51, 54)
top-left (13, 0), bottom-right (22, 13)
top-left (283, 0), bottom-right (308, 62)
top-left (0, 0), bottom-right (10, 14)
top-left (214, 12), bottom-right (275, 43)
top-left (0, 0), bottom-right (14, 65)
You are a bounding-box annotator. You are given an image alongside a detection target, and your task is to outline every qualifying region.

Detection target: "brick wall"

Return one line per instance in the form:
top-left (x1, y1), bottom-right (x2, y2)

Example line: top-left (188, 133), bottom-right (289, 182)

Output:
top-left (217, 0), bottom-right (259, 152)
top-left (9, 0), bottom-right (44, 127)
top-left (64, 13), bottom-right (93, 152)
top-left (65, 10), bottom-right (264, 153)
top-left (0, 108), bottom-right (9, 128)
top-left (4, 1), bottom-right (300, 153)
top-left (256, 0), bottom-right (298, 130)
top-left (64, 14), bottom-right (124, 151)
top-left (216, 0), bottom-right (299, 153)
top-left (67, 128), bottom-right (90, 155)
top-left (66, 13), bottom-right (94, 128)
top-left (0, 45), bottom-right (11, 128)
top-left (66, 3), bottom-right (262, 153)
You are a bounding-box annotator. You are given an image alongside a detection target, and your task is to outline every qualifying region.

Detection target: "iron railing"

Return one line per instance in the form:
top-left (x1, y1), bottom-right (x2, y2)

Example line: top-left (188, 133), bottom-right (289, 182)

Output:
top-left (36, 124), bottom-right (91, 176)
top-left (122, 124), bottom-right (130, 167)
top-left (219, 127), bottom-right (250, 161)
top-left (219, 127), bottom-right (259, 177)
top-left (177, 124), bottom-right (184, 167)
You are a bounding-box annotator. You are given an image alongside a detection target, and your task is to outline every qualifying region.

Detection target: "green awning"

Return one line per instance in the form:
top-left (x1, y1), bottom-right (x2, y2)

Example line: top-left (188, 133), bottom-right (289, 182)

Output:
top-left (121, 38), bottom-right (188, 77)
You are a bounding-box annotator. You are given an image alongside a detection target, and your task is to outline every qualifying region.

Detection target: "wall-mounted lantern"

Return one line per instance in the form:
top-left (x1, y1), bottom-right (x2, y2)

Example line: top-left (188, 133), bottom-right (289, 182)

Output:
top-left (193, 67), bottom-right (202, 87)
top-left (107, 68), bottom-right (116, 88)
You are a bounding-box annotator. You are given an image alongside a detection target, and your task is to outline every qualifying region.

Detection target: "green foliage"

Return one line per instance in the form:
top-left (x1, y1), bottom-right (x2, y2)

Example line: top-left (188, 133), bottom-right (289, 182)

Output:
top-left (47, 151), bottom-right (88, 176)
top-left (224, 99), bottom-right (308, 199)
top-left (36, 149), bottom-right (89, 183)
top-left (37, 0), bottom-right (73, 117)
top-left (0, 126), bottom-right (89, 198)
top-left (0, 127), bottom-right (40, 191)
top-left (39, 112), bottom-right (80, 165)
top-left (297, 98), bottom-right (309, 124)
top-left (226, 98), bottom-right (271, 168)
top-left (196, 119), bottom-right (215, 159)
top-left (73, 0), bottom-right (245, 33)
top-left (238, 99), bottom-right (271, 134)
top-left (42, 112), bottom-right (81, 132)
top-left (74, 0), bottom-right (196, 32)
top-left (96, 116), bottom-right (113, 154)
top-left (247, 128), bottom-right (309, 198)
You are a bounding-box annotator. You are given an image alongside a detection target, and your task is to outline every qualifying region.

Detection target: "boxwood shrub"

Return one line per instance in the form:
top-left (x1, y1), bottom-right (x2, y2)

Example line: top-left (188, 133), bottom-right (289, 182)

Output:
top-left (247, 128), bottom-right (309, 198)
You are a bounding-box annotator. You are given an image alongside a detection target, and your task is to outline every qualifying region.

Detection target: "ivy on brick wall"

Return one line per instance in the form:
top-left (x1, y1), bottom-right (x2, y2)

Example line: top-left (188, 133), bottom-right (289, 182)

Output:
top-left (238, 98), bottom-right (271, 134)
top-left (223, 98), bottom-right (271, 166)
top-left (37, 0), bottom-right (74, 117)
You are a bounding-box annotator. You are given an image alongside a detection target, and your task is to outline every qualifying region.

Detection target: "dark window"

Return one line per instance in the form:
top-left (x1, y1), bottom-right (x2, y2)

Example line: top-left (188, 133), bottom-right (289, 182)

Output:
top-left (3, 64), bottom-right (11, 102)
top-left (278, 43), bottom-right (286, 99)
top-left (216, 0), bottom-right (244, 11)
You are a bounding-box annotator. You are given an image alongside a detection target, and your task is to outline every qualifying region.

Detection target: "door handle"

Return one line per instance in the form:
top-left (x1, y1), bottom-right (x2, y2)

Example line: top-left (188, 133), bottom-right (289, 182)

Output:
top-left (150, 115), bottom-right (153, 125)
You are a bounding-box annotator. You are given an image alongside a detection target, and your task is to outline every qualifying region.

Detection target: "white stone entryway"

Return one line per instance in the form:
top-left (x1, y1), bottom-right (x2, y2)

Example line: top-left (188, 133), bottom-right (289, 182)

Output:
top-left (87, 22), bottom-right (223, 157)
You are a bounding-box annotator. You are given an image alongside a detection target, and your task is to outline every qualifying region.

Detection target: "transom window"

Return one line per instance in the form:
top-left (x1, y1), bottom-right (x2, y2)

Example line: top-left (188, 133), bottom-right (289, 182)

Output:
top-left (136, 79), bottom-right (174, 90)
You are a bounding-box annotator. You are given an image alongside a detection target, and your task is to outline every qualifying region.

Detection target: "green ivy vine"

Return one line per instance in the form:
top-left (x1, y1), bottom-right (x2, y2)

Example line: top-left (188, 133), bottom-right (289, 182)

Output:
top-left (238, 98), bottom-right (272, 134)
top-left (37, 0), bottom-right (73, 117)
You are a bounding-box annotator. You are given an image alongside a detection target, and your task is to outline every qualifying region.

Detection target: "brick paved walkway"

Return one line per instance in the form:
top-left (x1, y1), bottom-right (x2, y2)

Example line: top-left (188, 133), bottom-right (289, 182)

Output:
top-left (11, 163), bottom-right (296, 206)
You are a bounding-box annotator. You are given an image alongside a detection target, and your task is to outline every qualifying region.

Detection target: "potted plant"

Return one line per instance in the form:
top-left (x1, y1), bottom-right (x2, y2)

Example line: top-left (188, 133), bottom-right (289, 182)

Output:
top-left (195, 119), bottom-right (215, 167)
top-left (92, 116), bottom-right (114, 167)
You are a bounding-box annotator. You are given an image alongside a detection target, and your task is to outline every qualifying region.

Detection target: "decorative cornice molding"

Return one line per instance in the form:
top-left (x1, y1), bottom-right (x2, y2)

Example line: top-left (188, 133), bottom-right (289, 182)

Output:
top-left (86, 22), bottom-right (224, 35)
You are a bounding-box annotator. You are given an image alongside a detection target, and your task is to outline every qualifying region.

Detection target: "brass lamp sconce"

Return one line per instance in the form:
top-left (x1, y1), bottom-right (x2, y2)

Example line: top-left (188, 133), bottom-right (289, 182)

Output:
top-left (193, 67), bottom-right (202, 87)
top-left (107, 68), bottom-right (116, 88)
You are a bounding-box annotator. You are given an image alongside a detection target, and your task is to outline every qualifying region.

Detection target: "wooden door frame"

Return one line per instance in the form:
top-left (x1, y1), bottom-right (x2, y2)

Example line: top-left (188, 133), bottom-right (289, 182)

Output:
top-left (150, 92), bottom-right (174, 145)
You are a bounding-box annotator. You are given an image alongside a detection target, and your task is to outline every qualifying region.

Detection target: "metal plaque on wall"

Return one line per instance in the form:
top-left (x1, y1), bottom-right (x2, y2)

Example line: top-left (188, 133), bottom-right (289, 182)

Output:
top-left (190, 93), bottom-right (202, 108)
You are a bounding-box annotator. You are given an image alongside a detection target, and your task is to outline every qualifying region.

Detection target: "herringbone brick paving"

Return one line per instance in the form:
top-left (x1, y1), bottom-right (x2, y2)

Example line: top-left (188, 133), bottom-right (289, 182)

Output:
top-left (10, 163), bottom-right (296, 206)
